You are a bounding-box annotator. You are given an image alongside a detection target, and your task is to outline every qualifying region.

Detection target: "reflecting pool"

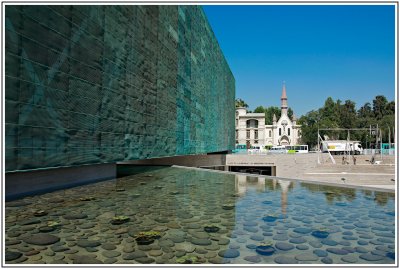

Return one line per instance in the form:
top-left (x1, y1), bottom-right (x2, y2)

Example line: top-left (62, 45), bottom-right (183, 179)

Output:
top-left (5, 166), bottom-right (395, 264)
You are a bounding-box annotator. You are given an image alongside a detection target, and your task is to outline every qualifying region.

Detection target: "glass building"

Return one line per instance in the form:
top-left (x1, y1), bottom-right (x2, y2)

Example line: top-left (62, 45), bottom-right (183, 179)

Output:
top-left (5, 5), bottom-right (235, 198)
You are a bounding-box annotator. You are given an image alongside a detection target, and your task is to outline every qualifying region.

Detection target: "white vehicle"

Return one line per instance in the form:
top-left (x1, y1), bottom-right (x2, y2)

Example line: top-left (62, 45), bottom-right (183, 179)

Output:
top-left (321, 140), bottom-right (363, 155)
top-left (285, 145), bottom-right (309, 154)
top-left (248, 145), bottom-right (266, 154)
top-left (269, 145), bottom-right (287, 154)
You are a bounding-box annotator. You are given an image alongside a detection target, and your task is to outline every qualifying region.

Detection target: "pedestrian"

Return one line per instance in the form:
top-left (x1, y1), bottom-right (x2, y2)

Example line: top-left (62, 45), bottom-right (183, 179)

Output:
top-left (353, 156), bottom-right (356, 165)
top-left (342, 156), bottom-right (345, 165)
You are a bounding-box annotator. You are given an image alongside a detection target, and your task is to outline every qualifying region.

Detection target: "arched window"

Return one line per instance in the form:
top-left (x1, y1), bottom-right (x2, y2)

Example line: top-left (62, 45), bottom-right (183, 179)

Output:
top-left (279, 128), bottom-right (281, 136)
top-left (246, 119), bottom-right (259, 128)
top-left (269, 130), bottom-right (272, 137)
top-left (288, 128), bottom-right (291, 136)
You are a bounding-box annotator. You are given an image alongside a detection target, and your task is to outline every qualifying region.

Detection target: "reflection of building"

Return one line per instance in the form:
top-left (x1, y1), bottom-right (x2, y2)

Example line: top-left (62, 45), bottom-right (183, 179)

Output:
top-left (278, 179), bottom-right (290, 216)
top-left (234, 175), bottom-right (292, 216)
top-left (235, 83), bottom-right (301, 148)
top-left (236, 175), bottom-right (247, 196)
top-left (235, 175), bottom-right (266, 195)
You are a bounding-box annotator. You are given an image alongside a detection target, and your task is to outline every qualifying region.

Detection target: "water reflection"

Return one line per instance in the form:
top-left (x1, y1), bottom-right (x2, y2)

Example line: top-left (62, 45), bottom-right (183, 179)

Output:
top-left (300, 182), bottom-right (395, 206)
top-left (235, 175), bottom-right (294, 217)
top-left (4, 167), bottom-right (395, 264)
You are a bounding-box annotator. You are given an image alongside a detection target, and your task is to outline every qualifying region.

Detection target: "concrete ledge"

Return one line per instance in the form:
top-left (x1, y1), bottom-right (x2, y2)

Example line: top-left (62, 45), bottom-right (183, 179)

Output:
top-left (5, 163), bottom-right (116, 201)
top-left (118, 154), bottom-right (226, 167)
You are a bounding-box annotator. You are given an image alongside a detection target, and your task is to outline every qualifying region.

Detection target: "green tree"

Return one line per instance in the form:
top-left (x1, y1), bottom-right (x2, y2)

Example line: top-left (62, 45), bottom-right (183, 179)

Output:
top-left (379, 114), bottom-right (395, 142)
top-left (298, 110), bottom-right (320, 148)
top-left (358, 102), bottom-right (374, 119)
top-left (264, 106), bottom-right (281, 125)
top-left (235, 98), bottom-right (248, 108)
top-left (373, 95), bottom-right (388, 120)
top-left (339, 100), bottom-right (357, 129)
top-left (288, 107), bottom-right (294, 120)
top-left (253, 106), bottom-right (265, 113)
top-left (385, 101), bottom-right (395, 115)
top-left (298, 95), bottom-right (394, 149)
top-left (321, 97), bottom-right (338, 122)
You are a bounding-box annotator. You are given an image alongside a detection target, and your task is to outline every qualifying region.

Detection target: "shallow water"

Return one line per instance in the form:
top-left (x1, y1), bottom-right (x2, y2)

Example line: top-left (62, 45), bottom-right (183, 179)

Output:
top-left (5, 166), bottom-right (395, 264)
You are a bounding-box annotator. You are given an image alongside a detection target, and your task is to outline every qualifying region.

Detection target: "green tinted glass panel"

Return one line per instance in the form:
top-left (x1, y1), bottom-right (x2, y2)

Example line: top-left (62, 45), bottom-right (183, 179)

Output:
top-left (5, 5), bottom-right (235, 172)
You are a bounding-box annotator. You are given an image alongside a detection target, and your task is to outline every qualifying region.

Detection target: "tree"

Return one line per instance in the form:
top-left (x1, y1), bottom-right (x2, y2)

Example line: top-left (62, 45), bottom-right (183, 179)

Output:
top-left (264, 106), bottom-right (281, 125)
top-left (385, 101), bottom-right (395, 115)
top-left (358, 102), bottom-right (374, 119)
top-left (298, 110), bottom-right (320, 148)
top-left (379, 114), bottom-right (395, 142)
top-left (321, 97), bottom-right (338, 122)
top-left (253, 106), bottom-right (265, 113)
top-left (235, 98), bottom-right (248, 108)
top-left (339, 100), bottom-right (357, 129)
top-left (288, 107), bottom-right (294, 120)
top-left (298, 95), bottom-right (394, 149)
top-left (373, 95), bottom-right (388, 120)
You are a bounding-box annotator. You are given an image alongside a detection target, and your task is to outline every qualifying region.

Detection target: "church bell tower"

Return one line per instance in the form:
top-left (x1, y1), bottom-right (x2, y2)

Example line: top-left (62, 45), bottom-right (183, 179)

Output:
top-left (281, 82), bottom-right (288, 115)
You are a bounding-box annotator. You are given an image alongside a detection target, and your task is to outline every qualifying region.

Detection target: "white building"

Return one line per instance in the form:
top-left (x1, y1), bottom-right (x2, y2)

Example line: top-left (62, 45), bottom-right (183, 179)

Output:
top-left (235, 83), bottom-right (301, 148)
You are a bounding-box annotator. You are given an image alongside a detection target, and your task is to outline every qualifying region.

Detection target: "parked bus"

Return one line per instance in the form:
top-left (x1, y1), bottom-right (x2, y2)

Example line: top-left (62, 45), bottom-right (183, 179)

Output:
top-left (269, 145), bottom-right (287, 154)
top-left (285, 145), bottom-right (309, 154)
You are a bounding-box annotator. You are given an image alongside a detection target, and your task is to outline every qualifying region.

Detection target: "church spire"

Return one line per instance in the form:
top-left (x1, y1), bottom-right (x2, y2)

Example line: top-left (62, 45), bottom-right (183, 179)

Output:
top-left (281, 81), bottom-right (288, 115)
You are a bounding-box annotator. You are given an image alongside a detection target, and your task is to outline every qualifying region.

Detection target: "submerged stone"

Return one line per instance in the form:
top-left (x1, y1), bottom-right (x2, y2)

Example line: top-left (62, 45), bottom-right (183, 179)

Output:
top-left (293, 227), bottom-right (312, 234)
top-left (72, 255), bottom-right (103, 264)
top-left (246, 244), bottom-right (257, 250)
top-left (274, 256), bottom-right (298, 264)
top-left (296, 244), bottom-right (309, 250)
top-left (244, 255), bottom-right (261, 263)
top-left (255, 245), bottom-right (275, 256)
top-left (275, 242), bottom-right (294, 251)
top-left (191, 238), bottom-right (211, 246)
top-left (321, 239), bottom-right (338, 246)
top-left (321, 257), bottom-right (333, 264)
top-left (313, 249), bottom-right (328, 257)
top-left (5, 251), bottom-right (22, 261)
top-left (289, 237), bottom-right (306, 244)
top-left (24, 234), bottom-right (60, 245)
top-left (63, 213), bottom-right (88, 220)
top-left (360, 253), bottom-right (384, 261)
top-left (295, 253), bottom-right (318, 261)
top-left (218, 249), bottom-right (240, 258)
top-left (326, 248), bottom-right (349, 255)
top-left (77, 240), bottom-right (101, 248)
top-left (273, 234), bottom-right (289, 241)
top-left (341, 256), bottom-right (358, 263)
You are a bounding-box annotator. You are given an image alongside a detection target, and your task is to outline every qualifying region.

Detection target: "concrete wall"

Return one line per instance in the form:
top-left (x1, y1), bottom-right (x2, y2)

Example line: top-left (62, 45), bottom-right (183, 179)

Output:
top-left (226, 153), bottom-right (320, 177)
top-left (5, 163), bottom-right (116, 201)
top-left (118, 154), bottom-right (226, 167)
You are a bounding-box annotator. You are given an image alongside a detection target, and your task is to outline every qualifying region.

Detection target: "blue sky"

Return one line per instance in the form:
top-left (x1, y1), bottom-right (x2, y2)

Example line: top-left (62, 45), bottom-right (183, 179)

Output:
top-left (202, 5), bottom-right (395, 117)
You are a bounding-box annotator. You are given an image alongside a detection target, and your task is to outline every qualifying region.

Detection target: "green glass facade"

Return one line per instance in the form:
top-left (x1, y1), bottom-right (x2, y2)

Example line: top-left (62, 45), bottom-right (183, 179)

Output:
top-left (5, 6), bottom-right (235, 172)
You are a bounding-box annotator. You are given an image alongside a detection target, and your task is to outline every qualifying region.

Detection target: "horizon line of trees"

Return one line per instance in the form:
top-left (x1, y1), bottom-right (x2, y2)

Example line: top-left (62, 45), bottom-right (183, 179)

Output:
top-left (298, 95), bottom-right (395, 148)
